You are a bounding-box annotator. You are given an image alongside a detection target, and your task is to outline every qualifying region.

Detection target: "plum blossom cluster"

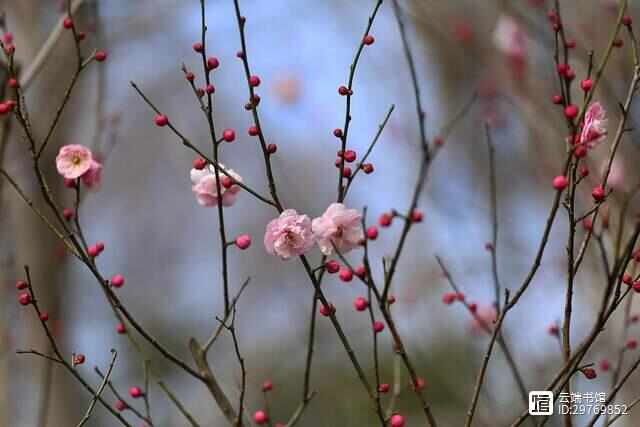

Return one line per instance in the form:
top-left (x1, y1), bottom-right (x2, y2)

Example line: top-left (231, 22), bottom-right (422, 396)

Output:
top-left (55, 144), bottom-right (102, 189)
top-left (190, 163), bottom-right (243, 207)
top-left (264, 203), bottom-right (364, 259)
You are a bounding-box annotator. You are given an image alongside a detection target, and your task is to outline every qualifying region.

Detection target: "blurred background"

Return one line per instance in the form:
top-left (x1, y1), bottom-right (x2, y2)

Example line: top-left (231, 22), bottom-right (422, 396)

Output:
top-left (2, 0), bottom-right (640, 425)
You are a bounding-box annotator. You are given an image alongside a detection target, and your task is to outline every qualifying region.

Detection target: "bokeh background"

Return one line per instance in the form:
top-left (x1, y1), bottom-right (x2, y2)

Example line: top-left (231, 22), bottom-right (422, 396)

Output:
top-left (2, 0), bottom-right (640, 425)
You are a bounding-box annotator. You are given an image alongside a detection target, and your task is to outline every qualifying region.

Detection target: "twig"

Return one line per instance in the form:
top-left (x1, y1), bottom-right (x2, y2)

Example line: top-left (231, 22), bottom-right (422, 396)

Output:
top-left (203, 278), bottom-right (251, 353)
top-left (464, 291), bottom-right (510, 427)
top-left (18, 266), bottom-right (132, 426)
top-left (157, 381), bottom-right (201, 427)
top-left (336, 0), bottom-right (384, 202)
top-left (19, 0), bottom-right (86, 89)
top-left (285, 391), bottom-right (317, 427)
top-left (196, 0), bottom-right (231, 317)
top-left (95, 366), bottom-right (151, 424)
top-left (485, 124), bottom-right (502, 314)
top-left (232, 0), bottom-right (284, 210)
top-left (343, 104), bottom-right (394, 197)
top-left (76, 349), bottom-right (118, 427)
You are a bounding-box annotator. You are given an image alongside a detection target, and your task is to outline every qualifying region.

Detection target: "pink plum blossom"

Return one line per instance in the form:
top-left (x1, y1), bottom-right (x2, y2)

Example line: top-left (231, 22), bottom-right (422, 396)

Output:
top-left (493, 15), bottom-right (527, 80)
top-left (471, 304), bottom-right (497, 335)
top-left (312, 203), bottom-right (364, 255)
top-left (55, 144), bottom-right (93, 179)
top-left (190, 163), bottom-right (242, 207)
top-left (264, 209), bottom-right (315, 259)
top-left (80, 159), bottom-right (103, 190)
top-left (580, 102), bottom-right (607, 148)
top-left (493, 15), bottom-right (527, 60)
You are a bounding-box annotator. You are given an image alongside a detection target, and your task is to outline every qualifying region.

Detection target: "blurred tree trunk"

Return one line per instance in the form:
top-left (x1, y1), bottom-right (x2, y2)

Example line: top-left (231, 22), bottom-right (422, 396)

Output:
top-left (0, 1), bottom-right (88, 425)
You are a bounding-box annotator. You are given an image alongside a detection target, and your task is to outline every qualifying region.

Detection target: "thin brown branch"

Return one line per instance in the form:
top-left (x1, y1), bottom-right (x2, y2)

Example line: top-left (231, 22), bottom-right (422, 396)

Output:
top-left (76, 349), bottom-right (118, 427)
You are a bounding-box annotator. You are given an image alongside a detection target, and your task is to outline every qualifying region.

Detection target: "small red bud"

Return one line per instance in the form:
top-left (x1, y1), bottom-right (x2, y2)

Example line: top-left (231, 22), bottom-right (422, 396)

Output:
top-left (343, 150), bottom-right (356, 163)
top-left (564, 105), bottom-right (578, 119)
top-left (413, 377), bottom-right (426, 390)
top-left (553, 175), bottom-right (568, 191)
top-left (94, 51), bottom-right (107, 62)
top-left (249, 75), bottom-right (261, 87)
top-left (373, 321), bottom-right (385, 333)
top-left (582, 367), bottom-right (597, 380)
top-left (379, 213), bottom-right (393, 227)
top-left (39, 312), bottom-right (49, 322)
top-left (361, 163), bottom-right (374, 174)
top-left (339, 268), bottom-right (353, 282)
top-left (207, 57), bottom-right (220, 70)
top-left (319, 303), bottom-right (335, 317)
top-left (222, 129), bottom-right (236, 143)
top-left (87, 245), bottom-right (100, 257)
top-left (155, 114), bottom-right (169, 127)
top-left (557, 63), bottom-right (569, 76)
top-left (442, 292), bottom-right (457, 305)
top-left (574, 144), bottom-right (587, 158)
top-left (267, 143), bottom-right (277, 154)
top-left (18, 292), bottom-right (31, 306)
top-left (129, 386), bottom-right (143, 398)
top-left (193, 158), bottom-right (206, 170)
top-left (63, 17), bottom-right (73, 29)
top-left (592, 186), bottom-right (606, 202)
top-left (63, 208), bottom-right (75, 221)
top-left (580, 79), bottom-right (593, 92)
top-left (115, 400), bottom-right (127, 411)
top-left (253, 410), bottom-right (268, 425)
top-left (110, 274), bottom-right (125, 289)
top-left (366, 226), bottom-right (378, 240)
top-left (325, 260), bottom-right (340, 274)
top-left (221, 176), bottom-right (234, 189)
top-left (411, 210), bottom-right (423, 223)
top-left (579, 166), bottom-right (589, 178)
top-left (390, 414), bottom-right (405, 427)
top-left (353, 297), bottom-right (369, 311)
top-left (248, 126), bottom-right (259, 136)
top-left (235, 234), bottom-right (251, 250)
top-left (363, 34), bottom-right (375, 45)
top-left (193, 42), bottom-right (204, 53)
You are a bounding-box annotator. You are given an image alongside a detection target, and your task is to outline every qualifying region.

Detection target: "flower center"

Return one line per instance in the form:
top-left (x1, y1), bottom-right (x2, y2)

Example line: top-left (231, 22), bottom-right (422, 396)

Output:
top-left (71, 155), bottom-right (82, 165)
